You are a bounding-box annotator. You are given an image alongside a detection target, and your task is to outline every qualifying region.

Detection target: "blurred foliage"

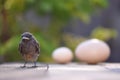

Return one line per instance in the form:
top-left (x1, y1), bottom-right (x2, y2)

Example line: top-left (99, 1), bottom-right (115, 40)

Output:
top-left (0, 0), bottom-right (108, 22)
top-left (64, 26), bottom-right (117, 51)
top-left (0, 0), bottom-right (109, 62)
top-left (91, 27), bottom-right (117, 41)
top-left (63, 34), bottom-right (88, 51)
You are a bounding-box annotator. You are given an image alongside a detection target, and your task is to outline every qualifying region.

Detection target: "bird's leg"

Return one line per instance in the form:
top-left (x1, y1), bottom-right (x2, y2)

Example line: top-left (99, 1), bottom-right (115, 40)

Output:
top-left (46, 63), bottom-right (49, 70)
top-left (32, 61), bottom-right (37, 68)
top-left (24, 61), bottom-right (27, 67)
top-left (21, 61), bottom-right (27, 68)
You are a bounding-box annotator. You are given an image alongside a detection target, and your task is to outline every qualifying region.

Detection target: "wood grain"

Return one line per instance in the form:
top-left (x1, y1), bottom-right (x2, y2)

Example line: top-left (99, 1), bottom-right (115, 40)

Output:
top-left (0, 63), bottom-right (120, 80)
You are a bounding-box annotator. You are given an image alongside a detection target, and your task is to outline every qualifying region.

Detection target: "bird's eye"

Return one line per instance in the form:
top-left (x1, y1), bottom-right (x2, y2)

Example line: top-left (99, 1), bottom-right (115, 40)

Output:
top-left (26, 35), bottom-right (32, 38)
top-left (29, 35), bottom-right (32, 38)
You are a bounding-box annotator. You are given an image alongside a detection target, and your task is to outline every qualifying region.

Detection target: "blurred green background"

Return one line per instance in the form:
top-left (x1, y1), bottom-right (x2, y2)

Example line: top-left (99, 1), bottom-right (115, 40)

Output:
top-left (0, 0), bottom-right (117, 63)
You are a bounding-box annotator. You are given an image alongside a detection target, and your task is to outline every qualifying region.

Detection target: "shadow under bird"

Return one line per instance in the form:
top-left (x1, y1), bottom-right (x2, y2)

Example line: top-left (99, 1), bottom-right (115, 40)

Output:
top-left (19, 32), bottom-right (40, 68)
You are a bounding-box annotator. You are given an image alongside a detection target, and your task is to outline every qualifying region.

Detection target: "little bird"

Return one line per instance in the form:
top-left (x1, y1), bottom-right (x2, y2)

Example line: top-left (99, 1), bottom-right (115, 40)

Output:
top-left (19, 32), bottom-right (40, 67)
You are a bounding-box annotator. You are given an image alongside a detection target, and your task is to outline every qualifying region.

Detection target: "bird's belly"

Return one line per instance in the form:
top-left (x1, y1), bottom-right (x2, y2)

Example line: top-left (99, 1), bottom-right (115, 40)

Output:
top-left (21, 42), bottom-right (39, 62)
top-left (23, 45), bottom-right (36, 53)
top-left (23, 53), bottom-right (39, 62)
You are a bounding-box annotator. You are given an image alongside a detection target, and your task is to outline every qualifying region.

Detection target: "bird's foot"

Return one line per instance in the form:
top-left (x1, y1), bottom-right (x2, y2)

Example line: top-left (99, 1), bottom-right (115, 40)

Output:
top-left (20, 66), bottom-right (26, 68)
top-left (31, 65), bottom-right (38, 68)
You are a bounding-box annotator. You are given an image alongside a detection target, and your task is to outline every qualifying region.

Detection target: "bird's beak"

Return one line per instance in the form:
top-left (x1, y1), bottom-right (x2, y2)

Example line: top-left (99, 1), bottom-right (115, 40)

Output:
top-left (22, 37), bottom-right (29, 40)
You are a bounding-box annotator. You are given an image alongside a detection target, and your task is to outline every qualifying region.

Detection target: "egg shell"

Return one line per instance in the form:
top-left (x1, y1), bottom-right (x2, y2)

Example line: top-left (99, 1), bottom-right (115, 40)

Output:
top-left (52, 47), bottom-right (73, 64)
top-left (75, 39), bottom-right (110, 64)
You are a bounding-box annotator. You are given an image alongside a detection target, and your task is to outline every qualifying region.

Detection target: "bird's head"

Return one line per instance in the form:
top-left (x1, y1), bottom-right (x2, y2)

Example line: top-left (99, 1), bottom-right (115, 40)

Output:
top-left (21, 32), bottom-right (33, 42)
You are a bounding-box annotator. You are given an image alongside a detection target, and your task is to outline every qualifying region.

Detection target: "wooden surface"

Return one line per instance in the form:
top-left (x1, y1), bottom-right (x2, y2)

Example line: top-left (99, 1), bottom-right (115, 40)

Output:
top-left (0, 63), bottom-right (120, 80)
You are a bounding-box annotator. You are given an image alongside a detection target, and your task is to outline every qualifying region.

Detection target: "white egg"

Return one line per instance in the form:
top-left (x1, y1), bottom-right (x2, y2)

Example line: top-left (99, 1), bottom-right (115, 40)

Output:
top-left (52, 47), bottom-right (73, 63)
top-left (75, 39), bottom-right (110, 64)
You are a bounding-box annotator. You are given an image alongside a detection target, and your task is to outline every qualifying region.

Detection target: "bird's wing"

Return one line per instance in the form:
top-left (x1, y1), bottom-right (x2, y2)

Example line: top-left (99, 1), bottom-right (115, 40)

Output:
top-left (36, 42), bottom-right (40, 54)
top-left (34, 41), bottom-right (40, 54)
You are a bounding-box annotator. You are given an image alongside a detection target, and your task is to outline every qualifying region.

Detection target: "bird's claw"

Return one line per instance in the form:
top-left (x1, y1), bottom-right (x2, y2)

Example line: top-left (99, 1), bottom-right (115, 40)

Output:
top-left (21, 66), bottom-right (26, 68)
top-left (31, 66), bottom-right (38, 68)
